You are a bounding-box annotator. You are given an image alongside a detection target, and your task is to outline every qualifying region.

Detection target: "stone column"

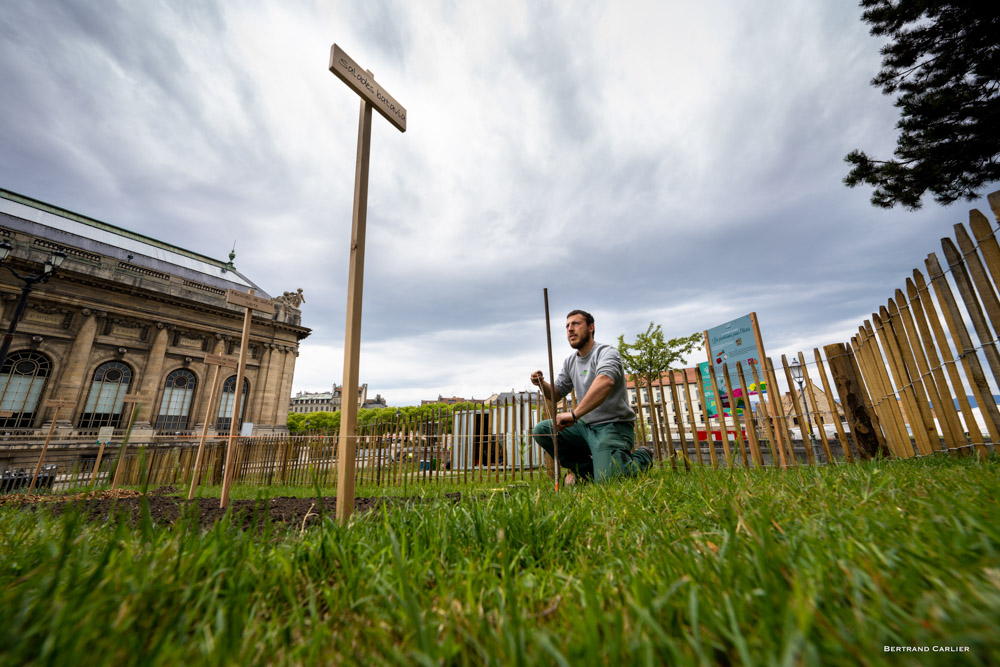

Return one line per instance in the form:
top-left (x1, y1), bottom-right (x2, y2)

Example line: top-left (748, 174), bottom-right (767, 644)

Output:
top-left (0, 293), bottom-right (18, 329)
top-left (259, 343), bottom-right (286, 426)
top-left (275, 346), bottom-right (298, 429)
top-left (253, 343), bottom-right (274, 424)
top-left (47, 309), bottom-right (101, 427)
top-left (133, 323), bottom-right (170, 427)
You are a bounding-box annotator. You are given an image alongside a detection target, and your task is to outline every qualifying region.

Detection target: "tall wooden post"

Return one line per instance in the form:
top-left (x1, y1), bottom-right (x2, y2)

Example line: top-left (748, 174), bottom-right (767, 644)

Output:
top-left (189, 355), bottom-right (234, 500)
top-left (543, 288), bottom-right (560, 489)
top-left (329, 44), bottom-right (406, 524)
top-left (26, 404), bottom-right (64, 494)
top-left (219, 289), bottom-right (274, 508)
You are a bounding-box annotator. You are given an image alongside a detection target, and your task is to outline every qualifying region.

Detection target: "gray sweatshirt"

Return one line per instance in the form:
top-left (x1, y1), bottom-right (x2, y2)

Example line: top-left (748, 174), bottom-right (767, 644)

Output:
top-left (553, 342), bottom-right (635, 425)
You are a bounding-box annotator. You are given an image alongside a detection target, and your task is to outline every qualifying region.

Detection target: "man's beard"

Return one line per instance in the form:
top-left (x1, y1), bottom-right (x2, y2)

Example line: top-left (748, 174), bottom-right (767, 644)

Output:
top-left (570, 330), bottom-right (592, 350)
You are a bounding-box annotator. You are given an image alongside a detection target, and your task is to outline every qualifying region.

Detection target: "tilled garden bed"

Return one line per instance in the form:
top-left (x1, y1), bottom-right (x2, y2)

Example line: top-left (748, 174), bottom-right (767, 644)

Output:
top-left (2, 486), bottom-right (463, 531)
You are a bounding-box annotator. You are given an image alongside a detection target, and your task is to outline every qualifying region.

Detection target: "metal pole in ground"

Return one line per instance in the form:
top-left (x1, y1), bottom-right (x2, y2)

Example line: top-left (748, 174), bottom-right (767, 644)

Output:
top-left (543, 288), bottom-right (560, 490)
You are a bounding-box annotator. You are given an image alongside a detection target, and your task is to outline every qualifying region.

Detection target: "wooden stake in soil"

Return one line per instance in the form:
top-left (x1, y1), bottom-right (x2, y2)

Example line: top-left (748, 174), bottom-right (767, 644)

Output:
top-left (111, 399), bottom-right (145, 488)
top-left (220, 289), bottom-right (273, 509)
top-left (189, 355), bottom-right (233, 500)
top-left (27, 401), bottom-right (70, 494)
top-left (543, 288), bottom-right (560, 490)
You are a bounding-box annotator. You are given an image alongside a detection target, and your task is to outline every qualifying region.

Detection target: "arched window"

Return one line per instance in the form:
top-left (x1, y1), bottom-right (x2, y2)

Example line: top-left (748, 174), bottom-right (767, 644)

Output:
top-left (78, 361), bottom-right (133, 429)
top-left (155, 369), bottom-right (197, 431)
top-left (0, 351), bottom-right (52, 429)
top-left (216, 375), bottom-right (250, 432)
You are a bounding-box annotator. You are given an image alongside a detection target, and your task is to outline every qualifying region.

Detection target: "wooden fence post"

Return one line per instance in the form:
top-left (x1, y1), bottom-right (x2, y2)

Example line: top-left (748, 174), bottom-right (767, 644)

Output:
top-left (735, 362), bottom-right (765, 467)
top-left (749, 361), bottom-right (782, 467)
top-left (721, 363), bottom-right (750, 467)
top-left (813, 349), bottom-right (853, 463)
top-left (667, 373), bottom-right (691, 469)
top-left (855, 324), bottom-right (910, 457)
top-left (781, 354), bottom-right (816, 465)
top-left (823, 343), bottom-right (886, 458)
top-left (926, 253), bottom-right (1000, 448)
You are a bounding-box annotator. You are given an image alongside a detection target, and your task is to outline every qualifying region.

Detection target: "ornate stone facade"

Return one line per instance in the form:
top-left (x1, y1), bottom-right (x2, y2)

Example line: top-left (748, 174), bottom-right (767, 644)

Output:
top-left (0, 189), bottom-right (310, 435)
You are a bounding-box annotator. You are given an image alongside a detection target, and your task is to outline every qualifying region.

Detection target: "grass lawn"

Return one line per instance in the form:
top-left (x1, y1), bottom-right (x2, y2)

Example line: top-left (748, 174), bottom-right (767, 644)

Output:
top-left (1, 455), bottom-right (998, 665)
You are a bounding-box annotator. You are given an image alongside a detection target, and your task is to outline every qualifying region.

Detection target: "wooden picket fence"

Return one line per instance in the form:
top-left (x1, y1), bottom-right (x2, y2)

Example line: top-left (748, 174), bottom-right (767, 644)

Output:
top-left (103, 401), bottom-right (550, 490)
top-left (5, 192), bottom-right (1000, 493)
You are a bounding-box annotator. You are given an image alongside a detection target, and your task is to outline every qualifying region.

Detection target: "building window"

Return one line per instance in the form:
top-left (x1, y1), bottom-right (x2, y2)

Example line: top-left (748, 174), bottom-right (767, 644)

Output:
top-left (78, 361), bottom-right (133, 429)
top-left (216, 375), bottom-right (250, 432)
top-left (155, 369), bottom-right (197, 431)
top-left (0, 351), bottom-right (52, 429)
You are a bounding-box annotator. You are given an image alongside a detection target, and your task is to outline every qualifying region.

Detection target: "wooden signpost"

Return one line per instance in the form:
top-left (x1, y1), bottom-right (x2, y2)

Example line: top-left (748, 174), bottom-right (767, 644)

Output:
top-left (220, 289), bottom-right (274, 508)
top-left (26, 399), bottom-right (75, 494)
top-left (189, 353), bottom-right (236, 500)
top-left (328, 44), bottom-right (406, 524)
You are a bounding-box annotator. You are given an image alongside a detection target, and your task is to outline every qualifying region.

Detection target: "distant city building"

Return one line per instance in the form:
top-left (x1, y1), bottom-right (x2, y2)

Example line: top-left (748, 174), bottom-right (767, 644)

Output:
top-left (626, 368), bottom-right (706, 429)
top-left (487, 390), bottom-right (538, 405)
top-left (289, 383), bottom-right (369, 413)
top-left (421, 395), bottom-right (474, 406)
top-left (289, 390), bottom-right (334, 414)
top-left (362, 393), bottom-right (387, 409)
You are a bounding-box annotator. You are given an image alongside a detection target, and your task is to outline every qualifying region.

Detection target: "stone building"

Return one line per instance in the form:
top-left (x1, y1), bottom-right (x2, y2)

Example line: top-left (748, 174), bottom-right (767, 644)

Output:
top-left (420, 395), bottom-right (474, 406)
top-left (626, 368), bottom-right (706, 432)
top-left (289, 383), bottom-right (369, 414)
top-left (0, 189), bottom-right (310, 436)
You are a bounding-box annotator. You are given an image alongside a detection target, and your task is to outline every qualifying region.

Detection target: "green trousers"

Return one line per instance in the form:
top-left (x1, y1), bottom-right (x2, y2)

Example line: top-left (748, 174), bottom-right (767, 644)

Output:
top-left (532, 419), bottom-right (652, 484)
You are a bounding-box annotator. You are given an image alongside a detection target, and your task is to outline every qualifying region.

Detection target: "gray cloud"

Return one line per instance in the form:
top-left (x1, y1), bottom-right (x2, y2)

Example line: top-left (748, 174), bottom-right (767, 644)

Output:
top-left (2, 0), bottom-right (996, 404)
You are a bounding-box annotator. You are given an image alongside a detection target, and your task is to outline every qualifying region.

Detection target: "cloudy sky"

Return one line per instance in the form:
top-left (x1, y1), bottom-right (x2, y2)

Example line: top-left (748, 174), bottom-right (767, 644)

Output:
top-left (2, 1), bottom-right (996, 405)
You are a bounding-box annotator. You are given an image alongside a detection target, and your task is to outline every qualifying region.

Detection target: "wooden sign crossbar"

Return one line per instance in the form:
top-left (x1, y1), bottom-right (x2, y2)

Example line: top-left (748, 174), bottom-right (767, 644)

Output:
top-left (329, 42), bottom-right (406, 524)
top-left (204, 353), bottom-right (239, 368)
top-left (329, 45), bottom-right (407, 133)
top-left (226, 289), bottom-right (275, 315)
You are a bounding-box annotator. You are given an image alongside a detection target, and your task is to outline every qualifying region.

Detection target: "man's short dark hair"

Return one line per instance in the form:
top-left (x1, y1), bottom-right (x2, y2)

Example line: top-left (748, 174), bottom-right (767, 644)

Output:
top-left (566, 309), bottom-right (594, 326)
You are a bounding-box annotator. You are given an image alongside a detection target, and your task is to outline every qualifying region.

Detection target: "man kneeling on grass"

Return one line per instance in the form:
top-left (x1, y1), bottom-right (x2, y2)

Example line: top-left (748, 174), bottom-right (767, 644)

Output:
top-left (530, 309), bottom-right (653, 485)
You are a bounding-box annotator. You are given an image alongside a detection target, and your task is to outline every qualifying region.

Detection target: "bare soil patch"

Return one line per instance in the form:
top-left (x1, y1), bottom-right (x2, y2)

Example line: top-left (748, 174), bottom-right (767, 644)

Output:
top-left (5, 486), bottom-right (462, 531)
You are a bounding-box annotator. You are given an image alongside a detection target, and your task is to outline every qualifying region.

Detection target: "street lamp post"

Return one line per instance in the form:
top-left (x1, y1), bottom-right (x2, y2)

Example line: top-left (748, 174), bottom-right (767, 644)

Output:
top-left (0, 241), bottom-right (67, 372)
top-left (788, 358), bottom-right (814, 453)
